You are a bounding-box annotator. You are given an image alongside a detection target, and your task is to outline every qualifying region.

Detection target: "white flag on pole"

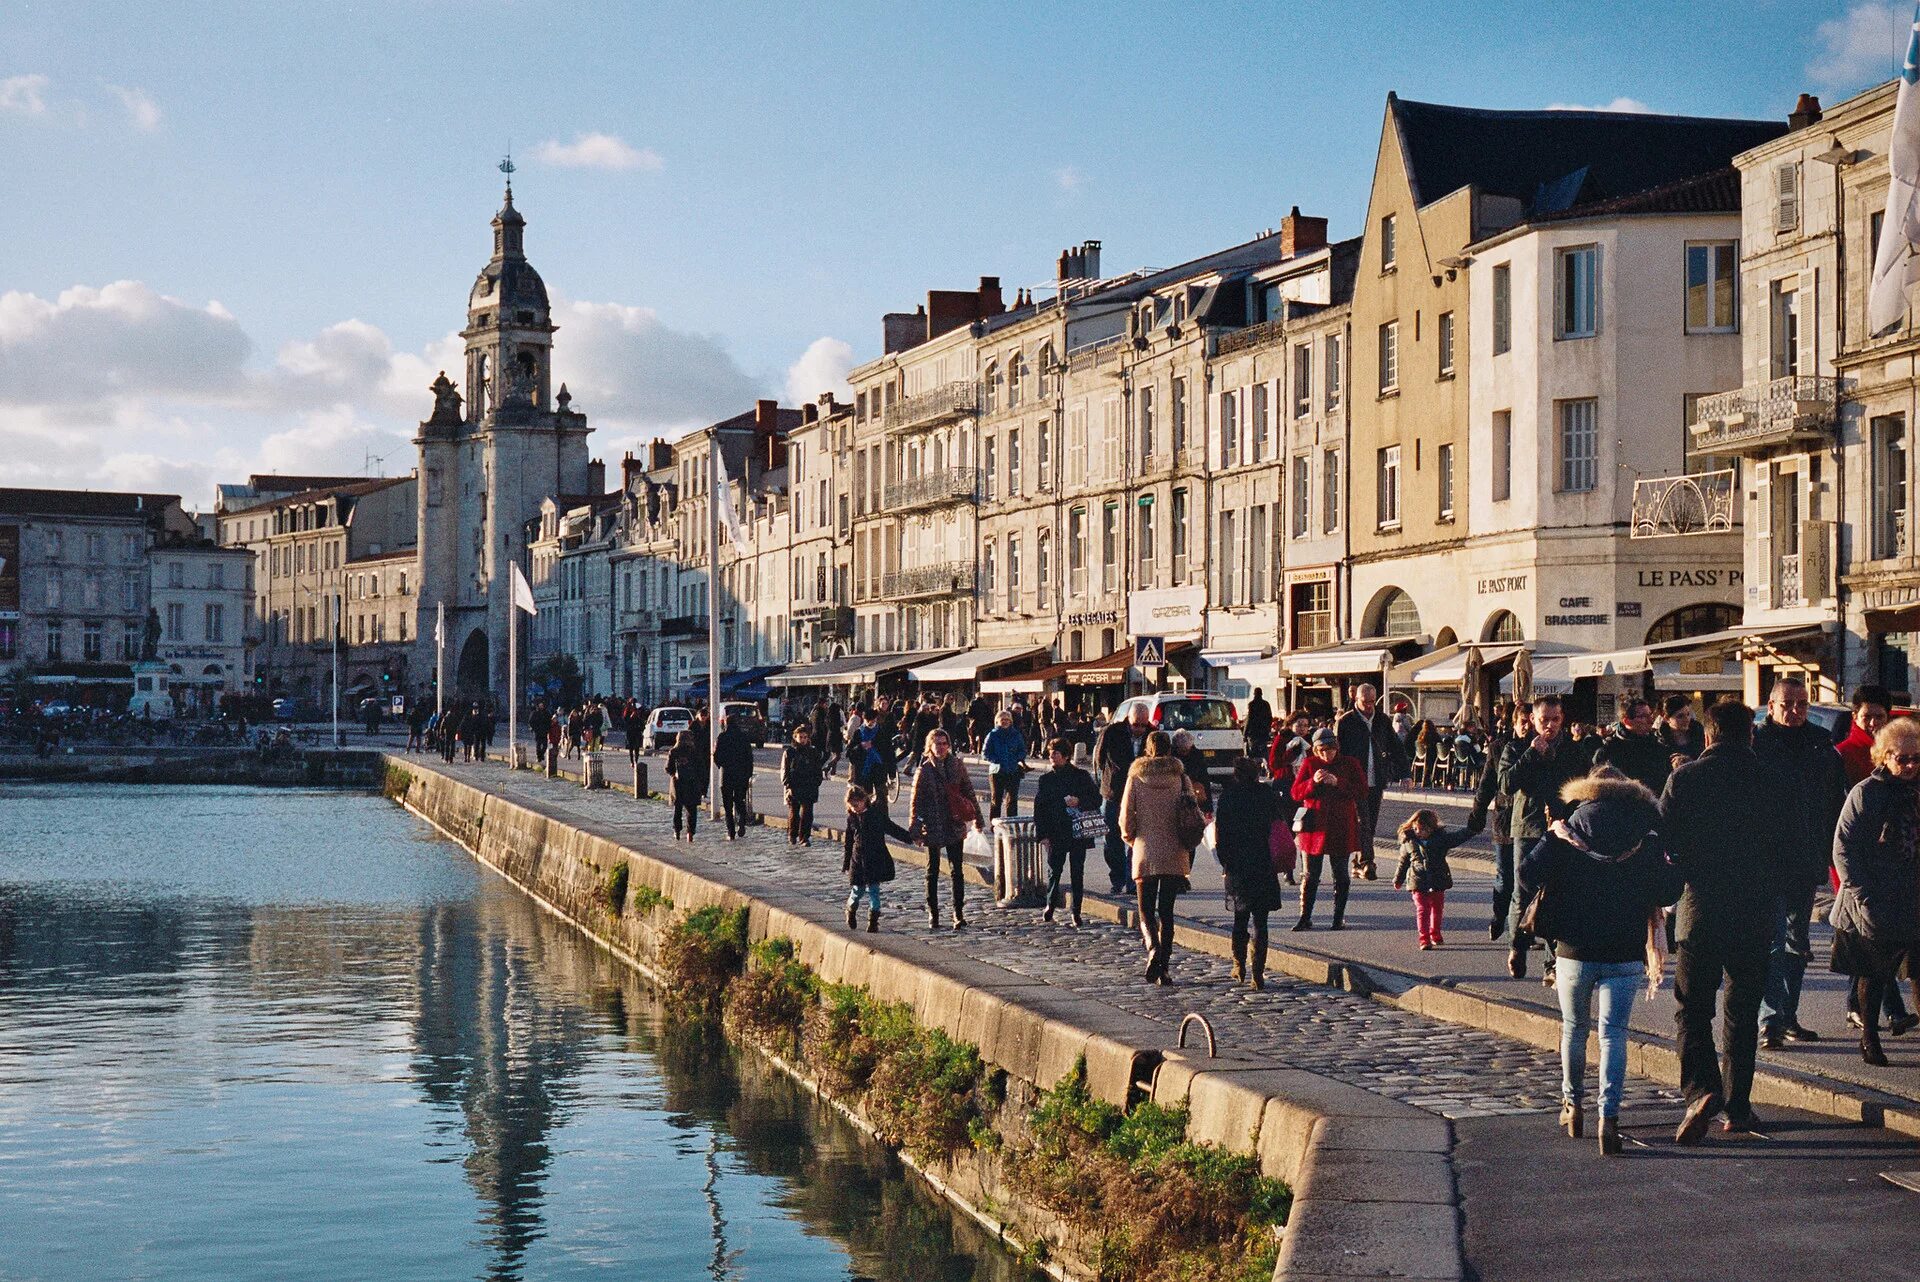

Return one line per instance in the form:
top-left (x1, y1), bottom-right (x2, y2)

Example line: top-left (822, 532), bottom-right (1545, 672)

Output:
top-left (511, 563), bottom-right (538, 615)
top-left (433, 607), bottom-right (443, 646)
top-left (1871, 7), bottom-right (1920, 336)
top-left (714, 444), bottom-right (752, 557)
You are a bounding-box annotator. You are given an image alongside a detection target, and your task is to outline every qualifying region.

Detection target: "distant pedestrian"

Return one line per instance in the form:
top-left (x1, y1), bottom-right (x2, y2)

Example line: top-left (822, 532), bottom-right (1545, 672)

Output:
top-left (666, 730), bottom-right (708, 841)
top-left (1829, 716), bottom-right (1920, 1067)
top-left (1033, 737), bottom-right (1099, 926)
top-left (983, 710), bottom-right (1029, 818)
top-left (842, 784), bottom-right (908, 933)
top-left (1094, 704), bottom-right (1155, 895)
top-left (713, 712), bottom-right (757, 839)
top-left (780, 722), bottom-right (826, 846)
top-left (907, 728), bottom-right (980, 930)
top-left (1394, 808), bottom-right (1475, 950)
top-left (1290, 728), bottom-right (1366, 932)
top-left (1214, 758), bottom-right (1282, 988)
top-left (1120, 730), bottom-right (1198, 986)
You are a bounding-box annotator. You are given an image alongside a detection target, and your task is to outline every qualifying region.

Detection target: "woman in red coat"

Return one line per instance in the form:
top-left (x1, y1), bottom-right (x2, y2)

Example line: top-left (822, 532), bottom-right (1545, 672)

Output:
top-left (1290, 727), bottom-right (1367, 931)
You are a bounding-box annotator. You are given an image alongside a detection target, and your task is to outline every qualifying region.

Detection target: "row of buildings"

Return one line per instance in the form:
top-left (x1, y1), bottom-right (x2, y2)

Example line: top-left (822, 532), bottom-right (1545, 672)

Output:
top-left (8, 82), bottom-right (1914, 725)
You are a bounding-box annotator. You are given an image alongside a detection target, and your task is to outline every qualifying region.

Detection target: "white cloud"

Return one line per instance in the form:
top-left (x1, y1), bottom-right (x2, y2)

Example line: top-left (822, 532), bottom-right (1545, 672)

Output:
top-left (533, 132), bottom-right (664, 172)
top-left (1810, 3), bottom-right (1906, 91)
top-left (550, 297), bottom-right (763, 432)
top-left (1054, 165), bottom-right (1085, 192)
top-left (108, 84), bottom-right (161, 132)
top-left (0, 73), bottom-right (50, 116)
top-left (0, 281), bottom-right (251, 408)
top-left (1543, 97), bottom-right (1654, 114)
top-left (783, 336), bottom-right (853, 406)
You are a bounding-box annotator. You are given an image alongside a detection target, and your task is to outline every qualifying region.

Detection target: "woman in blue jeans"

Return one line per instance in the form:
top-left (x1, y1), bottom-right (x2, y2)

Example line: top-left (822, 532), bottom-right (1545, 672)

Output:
top-left (1517, 771), bottom-right (1684, 1155)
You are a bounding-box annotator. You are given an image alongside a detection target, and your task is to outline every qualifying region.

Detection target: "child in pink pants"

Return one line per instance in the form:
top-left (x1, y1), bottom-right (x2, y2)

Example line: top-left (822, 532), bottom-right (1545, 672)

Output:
top-left (1394, 808), bottom-right (1475, 949)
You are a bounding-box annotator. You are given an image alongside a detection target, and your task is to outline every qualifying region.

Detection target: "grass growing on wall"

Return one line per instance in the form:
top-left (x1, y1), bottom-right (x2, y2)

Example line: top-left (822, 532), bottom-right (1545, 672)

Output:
top-left (382, 763), bottom-right (412, 801)
top-left (597, 862), bottom-right (631, 916)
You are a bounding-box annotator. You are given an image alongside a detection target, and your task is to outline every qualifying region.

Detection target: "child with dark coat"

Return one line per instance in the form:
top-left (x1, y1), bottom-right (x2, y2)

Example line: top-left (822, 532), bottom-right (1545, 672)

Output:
top-left (842, 784), bottom-right (909, 932)
top-left (1394, 808), bottom-right (1476, 949)
top-left (666, 730), bottom-right (709, 840)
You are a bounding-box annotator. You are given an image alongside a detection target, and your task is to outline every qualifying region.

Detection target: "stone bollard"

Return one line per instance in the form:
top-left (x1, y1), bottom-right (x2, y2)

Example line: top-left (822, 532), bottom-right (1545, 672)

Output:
top-left (633, 760), bottom-right (648, 798)
top-left (509, 742), bottom-right (530, 770)
top-left (581, 751), bottom-right (605, 790)
top-left (545, 743), bottom-right (559, 778)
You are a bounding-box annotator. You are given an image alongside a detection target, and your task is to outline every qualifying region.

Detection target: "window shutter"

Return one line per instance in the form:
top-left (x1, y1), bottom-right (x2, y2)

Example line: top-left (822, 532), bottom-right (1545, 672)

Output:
top-left (1775, 164), bottom-right (1800, 234)
top-left (1797, 267), bottom-right (1818, 378)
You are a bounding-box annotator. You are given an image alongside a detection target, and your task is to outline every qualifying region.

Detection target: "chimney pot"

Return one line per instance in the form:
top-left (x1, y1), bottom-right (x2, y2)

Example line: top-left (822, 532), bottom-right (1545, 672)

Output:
top-left (1790, 93), bottom-right (1823, 130)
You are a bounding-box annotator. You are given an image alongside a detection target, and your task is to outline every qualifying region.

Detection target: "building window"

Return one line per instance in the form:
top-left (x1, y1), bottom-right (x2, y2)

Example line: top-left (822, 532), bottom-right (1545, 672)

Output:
top-left (82, 620), bottom-right (102, 661)
top-left (1137, 385), bottom-right (1156, 465)
top-left (206, 603), bottom-right (225, 644)
top-left (1769, 280), bottom-right (1800, 378)
top-left (1170, 487), bottom-right (1189, 584)
top-left (1291, 455), bottom-right (1310, 538)
top-left (1066, 407), bottom-right (1086, 487)
top-left (983, 362), bottom-right (1001, 414)
top-left (1292, 343), bottom-right (1312, 417)
top-left (1101, 502), bottom-right (1119, 593)
top-left (1219, 509), bottom-right (1238, 605)
top-left (1221, 390), bottom-right (1240, 467)
top-left (1171, 378), bottom-right (1188, 453)
top-left (1556, 245), bottom-right (1599, 339)
top-left (1774, 162), bottom-right (1800, 234)
top-left (1037, 417), bottom-right (1052, 490)
top-left (1008, 353), bottom-right (1025, 408)
top-left (983, 539), bottom-right (998, 601)
top-left (1324, 334), bottom-right (1342, 410)
top-left (1375, 588), bottom-right (1421, 638)
top-left (1069, 507), bottom-right (1087, 597)
top-left (1007, 428), bottom-right (1022, 496)
top-left (1437, 311), bottom-right (1455, 376)
top-left (45, 620), bottom-right (62, 661)
top-left (1007, 535), bottom-right (1022, 610)
top-left (984, 435), bottom-right (998, 501)
top-left (1437, 443), bottom-right (1455, 519)
top-left (1492, 410), bottom-right (1513, 502)
top-left (0, 620), bottom-right (13, 662)
top-left (1873, 414), bottom-right (1908, 560)
top-left (1557, 398), bottom-right (1599, 492)
top-left (1380, 214), bottom-right (1397, 269)
top-left (1486, 610), bottom-right (1525, 643)
top-left (1037, 530), bottom-right (1051, 598)
top-left (1136, 497), bottom-right (1155, 588)
top-left (1492, 263), bottom-right (1512, 355)
top-left (1378, 322), bottom-right (1398, 393)
top-left (1291, 580), bottom-right (1332, 650)
top-left (1377, 446), bottom-right (1401, 528)
top-left (1685, 241), bottom-right (1738, 333)
top-left (1251, 382), bottom-right (1270, 460)
top-left (1249, 505), bottom-right (1268, 601)
top-left (1323, 447), bottom-right (1341, 534)
top-left (168, 560), bottom-right (183, 588)
top-left (1037, 343), bottom-right (1054, 396)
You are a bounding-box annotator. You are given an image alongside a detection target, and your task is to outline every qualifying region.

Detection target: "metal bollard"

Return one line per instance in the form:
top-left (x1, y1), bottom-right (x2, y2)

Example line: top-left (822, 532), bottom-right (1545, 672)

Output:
top-left (633, 760), bottom-right (648, 797)
top-left (991, 816), bottom-right (1043, 907)
top-left (545, 743), bottom-right (559, 778)
top-left (581, 751), bottom-right (605, 789)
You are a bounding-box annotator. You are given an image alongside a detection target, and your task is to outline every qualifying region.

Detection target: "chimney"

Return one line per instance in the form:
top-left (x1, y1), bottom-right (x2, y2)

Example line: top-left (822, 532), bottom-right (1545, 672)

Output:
top-left (587, 458), bottom-right (606, 495)
top-left (977, 275), bottom-right (1003, 315)
top-left (648, 440), bottom-right (673, 470)
top-left (621, 450), bottom-right (645, 493)
top-left (883, 308), bottom-right (925, 354)
top-left (802, 401), bottom-right (818, 424)
top-left (1280, 207), bottom-right (1328, 258)
top-left (754, 398), bottom-right (779, 433)
top-left (1079, 240), bottom-right (1101, 280)
top-left (1790, 93), bottom-right (1823, 131)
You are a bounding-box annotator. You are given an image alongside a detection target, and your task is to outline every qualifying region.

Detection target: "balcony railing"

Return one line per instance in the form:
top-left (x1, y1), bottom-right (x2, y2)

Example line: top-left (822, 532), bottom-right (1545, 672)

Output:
top-left (1214, 316), bottom-right (1287, 357)
top-left (882, 466), bottom-right (981, 512)
top-left (1778, 553), bottom-right (1802, 608)
top-left (880, 561), bottom-right (977, 600)
top-left (660, 614), bottom-right (707, 638)
top-left (1630, 468), bottom-right (1738, 538)
top-left (1689, 375), bottom-right (1841, 457)
top-left (883, 382), bottom-right (977, 433)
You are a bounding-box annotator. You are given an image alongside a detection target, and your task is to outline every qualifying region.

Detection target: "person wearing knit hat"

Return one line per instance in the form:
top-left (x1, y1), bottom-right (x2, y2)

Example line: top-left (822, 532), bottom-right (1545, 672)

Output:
top-left (1516, 770), bottom-right (1685, 1155)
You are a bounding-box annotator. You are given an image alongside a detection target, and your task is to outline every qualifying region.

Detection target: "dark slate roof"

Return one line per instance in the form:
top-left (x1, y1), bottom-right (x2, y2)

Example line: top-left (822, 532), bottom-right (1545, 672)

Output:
top-left (1534, 167), bottom-right (1742, 222)
top-left (245, 474), bottom-right (364, 494)
top-left (0, 488), bottom-right (181, 520)
top-left (246, 476), bottom-right (408, 513)
top-left (1391, 96), bottom-right (1787, 215)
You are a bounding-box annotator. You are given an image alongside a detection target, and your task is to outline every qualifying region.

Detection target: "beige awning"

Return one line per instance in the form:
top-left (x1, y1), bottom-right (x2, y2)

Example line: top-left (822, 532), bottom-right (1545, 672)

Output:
top-left (1567, 623), bottom-right (1825, 679)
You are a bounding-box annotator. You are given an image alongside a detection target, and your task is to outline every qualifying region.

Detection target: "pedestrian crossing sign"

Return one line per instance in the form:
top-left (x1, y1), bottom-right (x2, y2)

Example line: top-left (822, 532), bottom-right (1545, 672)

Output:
top-left (1134, 635), bottom-right (1166, 667)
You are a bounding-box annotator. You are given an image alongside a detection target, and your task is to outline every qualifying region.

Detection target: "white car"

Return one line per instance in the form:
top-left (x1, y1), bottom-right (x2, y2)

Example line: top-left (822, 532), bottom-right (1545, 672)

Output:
top-left (641, 706), bottom-right (694, 753)
top-left (1112, 693), bottom-right (1244, 776)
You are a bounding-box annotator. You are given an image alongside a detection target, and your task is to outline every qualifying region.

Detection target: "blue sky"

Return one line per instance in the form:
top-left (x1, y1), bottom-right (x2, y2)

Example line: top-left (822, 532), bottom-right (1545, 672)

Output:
top-left (0, 0), bottom-right (1907, 505)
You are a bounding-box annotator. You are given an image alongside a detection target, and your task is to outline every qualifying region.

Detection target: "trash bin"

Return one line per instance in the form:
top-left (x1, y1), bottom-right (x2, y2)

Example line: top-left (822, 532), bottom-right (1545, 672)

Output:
top-left (991, 816), bottom-right (1044, 907)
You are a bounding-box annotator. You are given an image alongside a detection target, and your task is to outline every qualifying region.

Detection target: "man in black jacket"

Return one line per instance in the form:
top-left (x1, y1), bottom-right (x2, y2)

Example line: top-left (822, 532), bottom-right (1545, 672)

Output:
top-left (1335, 683), bottom-right (1409, 879)
top-left (1469, 703), bottom-right (1530, 940)
top-left (1093, 704), bottom-right (1153, 894)
top-left (712, 712), bottom-right (757, 840)
top-left (1659, 699), bottom-right (1796, 1142)
top-left (1752, 676), bottom-right (1848, 1049)
top-left (1503, 694), bottom-right (1595, 977)
top-left (1593, 697), bottom-right (1672, 795)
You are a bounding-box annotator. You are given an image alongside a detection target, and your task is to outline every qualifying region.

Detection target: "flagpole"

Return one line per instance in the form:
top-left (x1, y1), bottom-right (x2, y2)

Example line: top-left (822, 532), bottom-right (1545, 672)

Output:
top-left (435, 601), bottom-right (445, 718)
top-left (708, 434), bottom-right (723, 822)
top-left (508, 580), bottom-right (517, 769)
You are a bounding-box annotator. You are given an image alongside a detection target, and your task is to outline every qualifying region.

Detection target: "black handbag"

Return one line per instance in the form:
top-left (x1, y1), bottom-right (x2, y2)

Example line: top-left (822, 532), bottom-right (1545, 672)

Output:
top-left (1175, 790), bottom-right (1207, 849)
top-left (1516, 882), bottom-right (1554, 938)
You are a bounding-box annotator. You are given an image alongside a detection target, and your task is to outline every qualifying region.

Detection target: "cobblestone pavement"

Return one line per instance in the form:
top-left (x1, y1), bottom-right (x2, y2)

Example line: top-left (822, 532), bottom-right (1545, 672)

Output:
top-left (432, 757), bottom-right (1679, 1122)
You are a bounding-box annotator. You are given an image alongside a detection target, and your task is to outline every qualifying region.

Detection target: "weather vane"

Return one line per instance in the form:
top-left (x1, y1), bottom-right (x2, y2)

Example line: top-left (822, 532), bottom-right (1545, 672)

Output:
top-left (499, 149), bottom-right (514, 196)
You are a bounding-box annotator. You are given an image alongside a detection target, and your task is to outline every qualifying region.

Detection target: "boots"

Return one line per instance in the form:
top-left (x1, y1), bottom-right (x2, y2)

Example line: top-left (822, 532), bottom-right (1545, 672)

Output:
top-left (1231, 940), bottom-right (1247, 984)
top-left (867, 909), bottom-right (880, 934)
top-left (1863, 1031), bottom-right (1890, 1067)
top-left (1250, 937), bottom-right (1268, 990)
top-left (1560, 1100), bottom-right (1584, 1139)
top-left (951, 871), bottom-right (968, 929)
top-left (1292, 882), bottom-right (1318, 931)
top-left (846, 900), bottom-right (858, 929)
top-left (1329, 884), bottom-right (1350, 931)
top-left (1598, 1116), bottom-right (1620, 1156)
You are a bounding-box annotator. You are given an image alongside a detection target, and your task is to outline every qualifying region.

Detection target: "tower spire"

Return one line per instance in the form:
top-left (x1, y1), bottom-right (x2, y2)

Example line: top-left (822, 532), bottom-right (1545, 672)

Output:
top-left (498, 151), bottom-right (515, 203)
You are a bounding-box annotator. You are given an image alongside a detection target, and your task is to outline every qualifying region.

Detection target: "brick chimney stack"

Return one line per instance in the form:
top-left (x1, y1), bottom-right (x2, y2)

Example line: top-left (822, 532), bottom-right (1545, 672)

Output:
top-left (621, 450), bottom-right (645, 493)
top-left (1280, 207), bottom-right (1328, 258)
top-left (977, 276), bottom-right (1003, 314)
top-left (1056, 240), bottom-right (1103, 281)
top-left (587, 458), bottom-right (606, 495)
top-left (1790, 93), bottom-right (1823, 130)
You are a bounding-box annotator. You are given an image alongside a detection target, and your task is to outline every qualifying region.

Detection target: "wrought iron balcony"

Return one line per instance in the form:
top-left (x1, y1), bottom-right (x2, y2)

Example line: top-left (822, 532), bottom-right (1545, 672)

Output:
top-left (659, 614), bottom-right (707, 638)
top-left (1777, 553), bottom-right (1802, 608)
top-left (882, 466), bottom-right (981, 512)
top-left (1688, 375), bottom-right (1840, 457)
top-left (1630, 469), bottom-right (1737, 538)
top-left (794, 604), bottom-right (855, 637)
top-left (883, 382), bottom-right (977, 433)
top-left (1214, 316), bottom-right (1287, 357)
top-left (880, 561), bottom-right (977, 600)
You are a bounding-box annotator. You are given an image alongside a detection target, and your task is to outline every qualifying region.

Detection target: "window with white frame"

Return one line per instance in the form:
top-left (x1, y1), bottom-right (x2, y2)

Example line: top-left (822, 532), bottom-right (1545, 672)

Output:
top-left (1037, 530), bottom-right (1051, 598)
top-left (983, 538), bottom-right (998, 600)
top-left (1101, 502), bottom-right (1119, 593)
top-left (1685, 241), bottom-right (1738, 333)
top-left (984, 362), bottom-right (1000, 414)
top-left (1007, 535), bottom-right (1022, 610)
top-left (1377, 445), bottom-right (1401, 528)
top-left (1323, 447), bottom-right (1340, 533)
top-left (1137, 385), bottom-right (1156, 464)
top-left (1492, 410), bottom-right (1513, 501)
top-left (1069, 506), bottom-right (1087, 596)
top-left (1171, 487), bottom-right (1189, 584)
top-left (1325, 333), bottom-right (1342, 410)
top-left (1556, 245), bottom-right (1599, 339)
top-left (1873, 414), bottom-right (1908, 560)
top-left (1437, 311), bottom-right (1455, 376)
top-left (1437, 442), bottom-right (1455, 519)
top-left (1037, 416), bottom-right (1052, 490)
top-left (983, 435), bottom-right (998, 501)
top-left (1007, 427), bottom-right (1022, 496)
top-left (1557, 399), bottom-right (1599, 492)
top-left (1171, 378), bottom-right (1188, 452)
top-left (1492, 263), bottom-right (1512, 355)
top-left (1251, 382), bottom-right (1270, 460)
top-left (1219, 509), bottom-right (1238, 604)
top-left (1249, 505), bottom-right (1268, 601)
top-left (1221, 389), bottom-right (1240, 467)
top-left (1008, 352), bottom-right (1025, 408)
top-left (1102, 396), bottom-right (1122, 480)
top-left (1291, 455), bottom-right (1310, 537)
top-left (1774, 162), bottom-right (1800, 234)
top-left (1293, 343), bottom-right (1312, 417)
top-left (1380, 214), bottom-right (1397, 269)
top-left (1378, 322), bottom-right (1398, 393)
top-left (1136, 497), bottom-right (1155, 588)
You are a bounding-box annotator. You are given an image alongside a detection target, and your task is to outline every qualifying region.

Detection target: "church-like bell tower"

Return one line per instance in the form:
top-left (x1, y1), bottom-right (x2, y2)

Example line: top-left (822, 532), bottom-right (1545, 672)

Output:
top-left (415, 169), bottom-right (592, 700)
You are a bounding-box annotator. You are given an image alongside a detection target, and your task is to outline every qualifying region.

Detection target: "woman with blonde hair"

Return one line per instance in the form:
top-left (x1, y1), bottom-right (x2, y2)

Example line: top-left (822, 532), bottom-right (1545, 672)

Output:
top-left (1119, 730), bottom-right (1201, 985)
top-left (1830, 715), bottom-right (1920, 1065)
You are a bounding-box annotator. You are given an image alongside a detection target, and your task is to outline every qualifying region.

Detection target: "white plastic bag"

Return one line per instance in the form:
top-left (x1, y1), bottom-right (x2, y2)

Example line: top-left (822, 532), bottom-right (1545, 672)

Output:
top-left (963, 826), bottom-right (994, 862)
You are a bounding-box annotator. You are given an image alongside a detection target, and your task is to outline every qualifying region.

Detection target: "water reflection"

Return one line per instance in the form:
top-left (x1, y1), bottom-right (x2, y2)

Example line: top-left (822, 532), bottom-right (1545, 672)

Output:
top-left (0, 786), bottom-right (1028, 1282)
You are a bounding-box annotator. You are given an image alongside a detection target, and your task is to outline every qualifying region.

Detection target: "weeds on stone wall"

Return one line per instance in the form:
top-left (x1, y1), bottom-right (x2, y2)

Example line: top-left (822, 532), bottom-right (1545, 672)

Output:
top-left (382, 763), bottom-right (412, 801)
top-left (657, 905), bottom-right (749, 1014)
top-left (630, 884), bottom-right (672, 915)
top-left (597, 863), bottom-right (631, 916)
top-left (1005, 1059), bottom-right (1290, 1282)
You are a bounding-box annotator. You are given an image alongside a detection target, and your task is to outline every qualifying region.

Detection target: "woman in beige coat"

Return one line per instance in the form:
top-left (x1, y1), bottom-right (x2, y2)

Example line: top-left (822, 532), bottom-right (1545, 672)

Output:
top-left (1120, 730), bottom-right (1198, 985)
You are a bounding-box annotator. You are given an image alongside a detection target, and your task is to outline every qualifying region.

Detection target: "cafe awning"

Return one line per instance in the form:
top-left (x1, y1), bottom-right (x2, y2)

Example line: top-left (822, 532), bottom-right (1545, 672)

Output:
top-left (1567, 623), bottom-right (1826, 679)
top-left (765, 650), bottom-right (956, 688)
top-left (1500, 655), bottom-right (1574, 695)
top-left (908, 646), bottom-right (1048, 683)
top-left (1283, 637), bottom-right (1416, 678)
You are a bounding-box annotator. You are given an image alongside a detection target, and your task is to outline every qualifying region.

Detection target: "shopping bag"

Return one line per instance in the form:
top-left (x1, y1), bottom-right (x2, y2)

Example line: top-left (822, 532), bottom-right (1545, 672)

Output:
top-left (963, 827), bottom-right (994, 862)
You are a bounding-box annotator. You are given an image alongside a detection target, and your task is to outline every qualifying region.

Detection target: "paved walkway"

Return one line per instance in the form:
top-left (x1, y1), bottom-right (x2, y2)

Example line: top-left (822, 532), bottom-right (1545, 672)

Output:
top-left (413, 753), bottom-right (1920, 1282)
